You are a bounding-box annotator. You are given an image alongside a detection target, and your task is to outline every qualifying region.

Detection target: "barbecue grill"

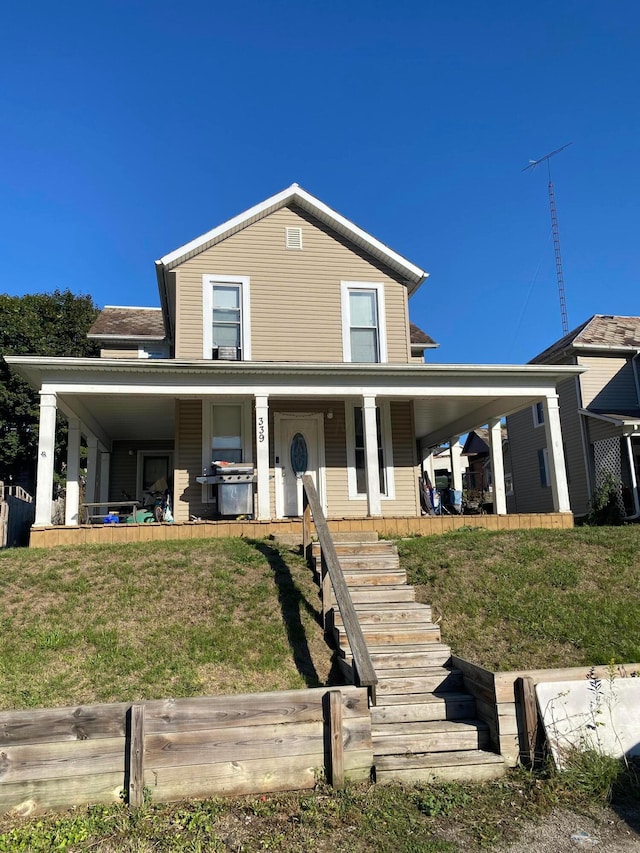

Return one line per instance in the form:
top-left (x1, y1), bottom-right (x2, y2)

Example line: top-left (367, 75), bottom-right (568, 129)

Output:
top-left (196, 464), bottom-right (256, 516)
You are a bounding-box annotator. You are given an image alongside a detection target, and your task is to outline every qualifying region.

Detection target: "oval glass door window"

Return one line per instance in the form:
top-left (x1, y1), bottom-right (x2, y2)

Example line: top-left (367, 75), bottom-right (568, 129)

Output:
top-left (290, 432), bottom-right (308, 476)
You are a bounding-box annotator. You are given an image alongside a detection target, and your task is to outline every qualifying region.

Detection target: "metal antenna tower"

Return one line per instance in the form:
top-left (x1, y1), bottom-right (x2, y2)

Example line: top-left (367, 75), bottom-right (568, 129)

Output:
top-left (523, 142), bottom-right (573, 334)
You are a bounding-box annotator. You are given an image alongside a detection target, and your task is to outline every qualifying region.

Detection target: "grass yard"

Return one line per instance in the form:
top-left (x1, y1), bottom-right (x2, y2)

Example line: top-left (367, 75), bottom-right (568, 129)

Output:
top-left (398, 525), bottom-right (640, 671)
top-left (1, 526), bottom-right (640, 851)
top-left (0, 537), bottom-right (331, 711)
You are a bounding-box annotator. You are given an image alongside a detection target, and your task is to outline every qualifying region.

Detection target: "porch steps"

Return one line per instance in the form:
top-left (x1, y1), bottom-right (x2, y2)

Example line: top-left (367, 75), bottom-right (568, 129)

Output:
top-left (311, 539), bottom-right (505, 784)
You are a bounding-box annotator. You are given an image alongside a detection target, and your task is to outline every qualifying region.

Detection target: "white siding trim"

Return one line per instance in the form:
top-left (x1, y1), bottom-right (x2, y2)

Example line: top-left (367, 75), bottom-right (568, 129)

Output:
top-left (340, 281), bottom-right (388, 363)
top-left (202, 275), bottom-right (252, 360)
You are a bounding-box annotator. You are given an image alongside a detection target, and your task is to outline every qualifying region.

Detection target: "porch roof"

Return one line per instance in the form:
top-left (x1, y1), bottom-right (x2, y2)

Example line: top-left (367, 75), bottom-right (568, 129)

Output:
top-left (579, 407), bottom-right (640, 434)
top-left (5, 356), bottom-right (584, 449)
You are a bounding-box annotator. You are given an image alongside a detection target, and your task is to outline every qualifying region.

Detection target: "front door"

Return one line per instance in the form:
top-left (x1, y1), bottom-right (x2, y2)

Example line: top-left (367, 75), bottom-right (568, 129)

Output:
top-left (277, 414), bottom-right (323, 517)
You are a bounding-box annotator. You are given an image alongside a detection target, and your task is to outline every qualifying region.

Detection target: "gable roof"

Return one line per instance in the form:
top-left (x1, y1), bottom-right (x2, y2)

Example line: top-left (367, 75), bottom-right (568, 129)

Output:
top-left (156, 184), bottom-right (428, 293)
top-left (88, 306), bottom-right (166, 340)
top-left (531, 315), bottom-right (640, 364)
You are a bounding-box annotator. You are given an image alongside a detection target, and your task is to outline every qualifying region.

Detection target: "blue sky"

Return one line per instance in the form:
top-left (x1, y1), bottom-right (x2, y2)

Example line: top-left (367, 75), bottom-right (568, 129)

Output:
top-left (2, 0), bottom-right (639, 363)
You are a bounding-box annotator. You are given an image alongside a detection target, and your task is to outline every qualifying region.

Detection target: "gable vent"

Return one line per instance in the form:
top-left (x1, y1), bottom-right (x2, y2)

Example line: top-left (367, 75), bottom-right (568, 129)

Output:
top-left (285, 226), bottom-right (303, 250)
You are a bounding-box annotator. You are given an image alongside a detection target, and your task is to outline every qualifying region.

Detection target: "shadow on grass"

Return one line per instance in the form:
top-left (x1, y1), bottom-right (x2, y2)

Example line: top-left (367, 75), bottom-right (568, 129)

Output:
top-left (251, 540), bottom-right (333, 688)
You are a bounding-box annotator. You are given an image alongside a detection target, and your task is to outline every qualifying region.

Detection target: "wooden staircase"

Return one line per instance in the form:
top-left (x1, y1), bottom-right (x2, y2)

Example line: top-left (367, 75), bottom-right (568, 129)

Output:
top-left (312, 538), bottom-right (505, 784)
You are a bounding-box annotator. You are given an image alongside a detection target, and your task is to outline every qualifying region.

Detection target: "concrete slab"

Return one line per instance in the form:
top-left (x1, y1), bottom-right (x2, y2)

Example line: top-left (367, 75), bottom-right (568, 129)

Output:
top-left (537, 677), bottom-right (640, 768)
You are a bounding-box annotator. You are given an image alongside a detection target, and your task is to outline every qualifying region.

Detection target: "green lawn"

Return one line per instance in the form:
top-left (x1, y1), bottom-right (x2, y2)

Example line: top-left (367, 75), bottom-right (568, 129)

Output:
top-left (2, 527), bottom-right (640, 851)
top-left (398, 525), bottom-right (640, 671)
top-left (0, 537), bottom-right (331, 710)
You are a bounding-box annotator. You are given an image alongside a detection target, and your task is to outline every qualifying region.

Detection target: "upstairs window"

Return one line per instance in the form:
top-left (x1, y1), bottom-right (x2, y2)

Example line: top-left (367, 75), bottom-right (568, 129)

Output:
top-left (341, 281), bottom-right (387, 363)
top-left (202, 275), bottom-right (251, 360)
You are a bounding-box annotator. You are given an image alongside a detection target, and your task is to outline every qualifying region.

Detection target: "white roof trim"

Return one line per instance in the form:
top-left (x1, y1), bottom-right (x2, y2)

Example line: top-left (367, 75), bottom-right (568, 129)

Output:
top-left (88, 334), bottom-right (167, 341)
top-left (102, 306), bottom-right (163, 311)
top-left (157, 184), bottom-right (428, 292)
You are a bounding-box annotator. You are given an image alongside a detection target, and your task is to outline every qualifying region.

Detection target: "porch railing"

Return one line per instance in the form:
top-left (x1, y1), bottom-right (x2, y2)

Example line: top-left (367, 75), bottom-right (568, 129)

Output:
top-left (301, 474), bottom-right (378, 705)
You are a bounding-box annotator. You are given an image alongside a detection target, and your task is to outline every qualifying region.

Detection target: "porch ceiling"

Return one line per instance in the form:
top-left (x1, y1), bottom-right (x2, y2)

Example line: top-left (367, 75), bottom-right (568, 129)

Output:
top-left (58, 393), bottom-right (175, 443)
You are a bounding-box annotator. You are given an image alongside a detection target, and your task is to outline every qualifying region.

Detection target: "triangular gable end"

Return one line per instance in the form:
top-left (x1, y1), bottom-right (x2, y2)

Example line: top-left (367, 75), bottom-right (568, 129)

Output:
top-left (156, 184), bottom-right (428, 293)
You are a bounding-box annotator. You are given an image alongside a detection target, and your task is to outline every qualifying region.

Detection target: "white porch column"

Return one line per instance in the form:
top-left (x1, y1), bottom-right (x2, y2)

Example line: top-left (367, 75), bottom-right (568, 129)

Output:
top-left (488, 418), bottom-right (507, 515)
top-left (625, 435), bottom-right (640, 516)
top-left (99, 451), bottom-right (110, 504)
top-left (449, 436), bottom-right (463, 492)
top-left (543, 394), bottom-right (571, 513)
top-left (65, 417), bottom-right (81, 525)
top-left (421, 447), bottom-right (435, 485)
top-left (35, 392), bottom-right (57, 527)
top-left (85, 435), bottom-right (99, 506)
top-left (255, 395), bottom-right (270, 520)
top-left (363, 395), bottom-right (382, 517)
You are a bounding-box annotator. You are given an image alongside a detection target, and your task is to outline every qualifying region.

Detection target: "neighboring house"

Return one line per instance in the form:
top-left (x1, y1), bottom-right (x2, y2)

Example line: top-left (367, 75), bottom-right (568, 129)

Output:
top-left (506, 315), bottom-right (640, 519)
top-left (422, 441), bottom-right (469, 490)
top-left (6, 184), bottom-right (582, 529)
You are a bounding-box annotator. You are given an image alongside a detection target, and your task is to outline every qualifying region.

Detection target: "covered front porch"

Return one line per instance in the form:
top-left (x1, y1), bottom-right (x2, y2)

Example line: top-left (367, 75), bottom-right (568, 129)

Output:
top-left (5, 357), bottom-right (584, 536)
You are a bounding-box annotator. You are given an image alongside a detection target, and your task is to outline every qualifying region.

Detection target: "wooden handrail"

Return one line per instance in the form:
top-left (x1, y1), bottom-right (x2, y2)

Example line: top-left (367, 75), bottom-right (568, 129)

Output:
top-left (302, 474), bottom-right (378, 704)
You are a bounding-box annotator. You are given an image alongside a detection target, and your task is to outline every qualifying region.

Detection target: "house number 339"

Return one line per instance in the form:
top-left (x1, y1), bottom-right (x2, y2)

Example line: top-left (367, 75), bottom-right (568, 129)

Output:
top-left (258, 417), bottom-right (265, 442)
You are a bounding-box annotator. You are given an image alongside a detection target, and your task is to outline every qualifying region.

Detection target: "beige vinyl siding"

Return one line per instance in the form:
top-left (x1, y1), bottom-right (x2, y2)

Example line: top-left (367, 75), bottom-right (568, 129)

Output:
top-left (558, 377), bottom-right (590, 516)
top-left (388, 401), bottom-right (420, 516)
top-left (100, 347), bottom-right (139, 359)
top-left (173, 204), bottom-right (411, 363)
top-left (506, 407), bottom-right (554, 513)
top-left (579, 355), bottom-right (638, 410)
top-left (109, 440), bottom-right (175, 504)
top-left (174, 399), bottom-right (205, 522)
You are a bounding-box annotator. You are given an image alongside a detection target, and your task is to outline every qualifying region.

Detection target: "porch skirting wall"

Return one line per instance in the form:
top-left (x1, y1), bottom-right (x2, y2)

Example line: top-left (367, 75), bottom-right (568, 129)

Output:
top-left (28, 512), bottom-right (574, 549)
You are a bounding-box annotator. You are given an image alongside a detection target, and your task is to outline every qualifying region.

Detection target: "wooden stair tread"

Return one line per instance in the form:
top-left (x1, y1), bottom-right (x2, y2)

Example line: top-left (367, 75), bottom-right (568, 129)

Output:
top-left (376, 749), bottom-right (504, 770)
top-left (334, 610), bottom-right (433, 626)
top-left (376, 672), bottom-right (473, 705)
top-left (340, 587), bottom-right (416, 603)
top-left (374, 666), bottom-right (459, 680)
top-left (372, 695), bottom-right (475, 722)
top-left (311, 533), bottom-right (506, 786)
top-left (344, 642), bottom-right (451, 656)
top-left (312, 542), bottom-right (397, 556)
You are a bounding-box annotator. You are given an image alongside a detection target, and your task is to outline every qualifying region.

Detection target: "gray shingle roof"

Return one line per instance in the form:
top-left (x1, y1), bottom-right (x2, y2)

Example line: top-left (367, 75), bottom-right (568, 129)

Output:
top-left (531, 315), bottom-right (640, 364)
top-left (88, 307), bottom-right (166, 339)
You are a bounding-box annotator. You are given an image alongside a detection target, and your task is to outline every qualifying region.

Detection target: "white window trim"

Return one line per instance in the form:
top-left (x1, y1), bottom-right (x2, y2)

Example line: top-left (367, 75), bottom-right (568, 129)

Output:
top-left (201, 399), bottom-right (253, 503)
top-left (532, 401), bottom-right (545, 428)
top-left (202, 275), bottom-right (252, 360)
top-left (340, 281), bottom-right (388, 363)
top-left (345, 400), bottom-right (395, 500)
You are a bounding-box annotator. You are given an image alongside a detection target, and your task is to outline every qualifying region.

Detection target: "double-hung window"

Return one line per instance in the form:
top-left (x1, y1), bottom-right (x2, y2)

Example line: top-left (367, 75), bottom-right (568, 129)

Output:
top-left (341, 282), bottom-right (387, 363)
top-left (202, 275), bottom-right (251, 360)
top-left (354, 406), bottom-right (386, 494)
top-left (346, 402), bottom-right (394, 499)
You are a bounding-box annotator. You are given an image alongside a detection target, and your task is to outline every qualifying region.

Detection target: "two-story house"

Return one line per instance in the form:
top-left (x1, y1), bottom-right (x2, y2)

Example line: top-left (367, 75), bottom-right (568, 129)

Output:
top-left (506, 315), bottom-right (640, 519)
top-left (6, 184), bottom-right (582, 533)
